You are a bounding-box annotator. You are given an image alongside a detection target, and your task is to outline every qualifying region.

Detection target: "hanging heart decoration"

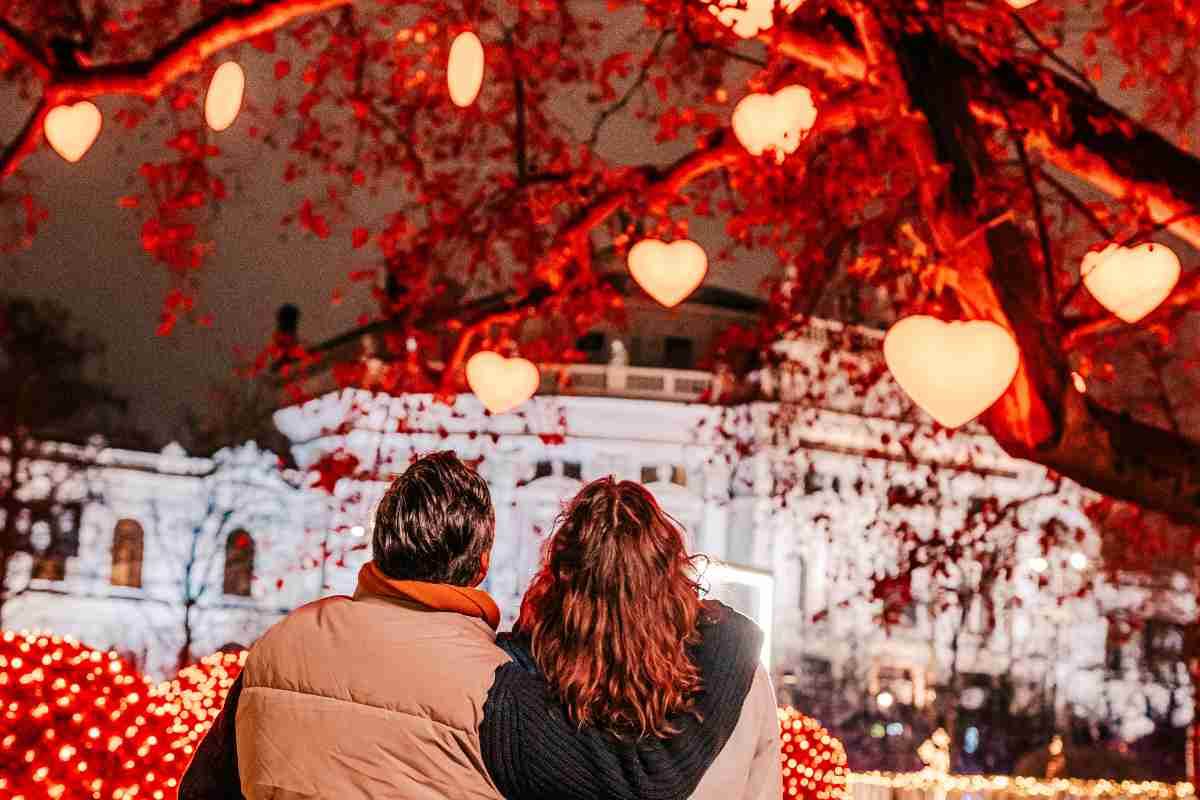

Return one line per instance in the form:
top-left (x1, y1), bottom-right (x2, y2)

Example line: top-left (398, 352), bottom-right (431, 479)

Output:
top-left (466, 351), bottom-right (539, 414)
top-left (731, 85), bottom-right (818, 164)
top-left (205, 61), bottom-right (246, 132)
top-left (1081, 241), bottom-right (1181, 324)
top-left (627, 238), bottom-right (708, 308)
top-left (883, 316), bottom-right (1020, 429)
top-left (448, 31), bottom-right (485, 107)
top-left (44, 101), bottom-right (102, 163)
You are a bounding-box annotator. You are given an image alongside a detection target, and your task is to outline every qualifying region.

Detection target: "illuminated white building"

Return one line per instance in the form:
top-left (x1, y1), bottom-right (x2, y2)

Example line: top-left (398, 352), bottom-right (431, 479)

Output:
top-left (2, 303), bottom-right (1191, 749)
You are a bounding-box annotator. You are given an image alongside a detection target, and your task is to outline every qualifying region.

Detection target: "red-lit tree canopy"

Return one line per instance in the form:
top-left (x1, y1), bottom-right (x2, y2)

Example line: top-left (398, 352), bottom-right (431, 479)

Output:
top-left (2, 0), bottom-right (1200, 522)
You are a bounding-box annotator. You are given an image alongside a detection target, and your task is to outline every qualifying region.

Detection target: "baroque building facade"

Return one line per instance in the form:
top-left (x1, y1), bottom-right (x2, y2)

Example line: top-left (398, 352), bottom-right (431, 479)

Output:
top-left (1, 314), bottom-right (1191, 762)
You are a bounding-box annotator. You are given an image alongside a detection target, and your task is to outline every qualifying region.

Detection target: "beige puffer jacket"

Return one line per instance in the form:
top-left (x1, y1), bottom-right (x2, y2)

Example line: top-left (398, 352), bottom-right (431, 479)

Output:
top-left (235, 590), bottom-right (509, 800)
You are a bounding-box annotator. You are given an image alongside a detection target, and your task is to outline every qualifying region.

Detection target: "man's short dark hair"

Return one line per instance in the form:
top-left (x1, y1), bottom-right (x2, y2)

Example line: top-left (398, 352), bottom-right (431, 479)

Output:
top-left (372, 451), bottom-right (495, 585)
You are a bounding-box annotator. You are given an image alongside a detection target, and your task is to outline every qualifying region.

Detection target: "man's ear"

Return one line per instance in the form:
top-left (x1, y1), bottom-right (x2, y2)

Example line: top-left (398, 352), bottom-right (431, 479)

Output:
top-left (471, 550), bottom-right (491, 588)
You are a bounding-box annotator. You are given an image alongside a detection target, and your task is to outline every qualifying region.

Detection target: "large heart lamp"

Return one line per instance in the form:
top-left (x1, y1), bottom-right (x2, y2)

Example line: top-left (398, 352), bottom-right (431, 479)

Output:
top-left (883, 316), bottom-right (1021, 429)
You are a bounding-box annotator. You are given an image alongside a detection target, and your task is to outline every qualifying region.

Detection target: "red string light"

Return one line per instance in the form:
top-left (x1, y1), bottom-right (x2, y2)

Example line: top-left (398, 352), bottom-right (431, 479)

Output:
top-left (778, 706), bottom-right (849, 800)
top-left (2, 631), bottom-right (850, 800)
top-left (0, 630), bottom-right (245, 800)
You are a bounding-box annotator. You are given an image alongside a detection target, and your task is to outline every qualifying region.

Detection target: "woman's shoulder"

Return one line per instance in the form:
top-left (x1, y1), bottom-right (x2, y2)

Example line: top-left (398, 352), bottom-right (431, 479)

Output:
top-left (495, 631), bottom-right (539, 673)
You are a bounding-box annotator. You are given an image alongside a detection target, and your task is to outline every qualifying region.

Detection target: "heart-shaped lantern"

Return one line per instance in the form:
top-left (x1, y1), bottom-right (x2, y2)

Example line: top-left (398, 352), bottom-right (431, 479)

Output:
top-left (627, 238), bottom-right (708, 308)
top-left (708, 0), bottom-right (806, 39)
top-left (205, 61), bottom-right (246, 132)
top-left (44, 101), bottom-right (102, 163)
top-left (448, 31), bottom-right (485, 108)
top-left (883, 316), bottom-right (1020, 429)
top-left (731, 85), bottom-right (817, 164)
top-left (1081, 241), bottom-right (1181, 324)
top-left (466, 351), bottom-right (539, 414)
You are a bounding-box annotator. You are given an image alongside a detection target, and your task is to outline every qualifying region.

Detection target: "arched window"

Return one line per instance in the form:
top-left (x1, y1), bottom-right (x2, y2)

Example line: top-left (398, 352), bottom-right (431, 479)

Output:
top-left (224, 529), bottom-right (255, 597)
top-left (111, 519), bottom-right (144, 588)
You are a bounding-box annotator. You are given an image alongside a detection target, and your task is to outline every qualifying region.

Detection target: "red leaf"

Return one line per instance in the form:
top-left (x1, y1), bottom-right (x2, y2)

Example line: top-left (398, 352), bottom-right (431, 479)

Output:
top-left (274, 60), bottom-right (291, 79)
top-left (351, 227), bottom-right (369, 248)
top-left (250, 32), bottom-right (277, 53)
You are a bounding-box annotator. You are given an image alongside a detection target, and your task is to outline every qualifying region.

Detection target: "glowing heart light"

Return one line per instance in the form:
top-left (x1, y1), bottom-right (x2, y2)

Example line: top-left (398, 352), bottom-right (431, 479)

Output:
top-left (883, 316), bottom-right (1020, 429)
top-left (44, 101), bottom-right (102, 163)
top-left (1081, 242), bottom-right (1181, 323)
top-left (205, 61), bottom-right (246, 132)
top-left (707, 0), bottom-right (806, 38)
top-left (466, 351), bottom-right (539, 414)
top-left (731, 85), bottom-right (817, 164)
top-left (627, 238), bottom-right (708, 308)
top-left (448, 31), bottom-right (485, 107)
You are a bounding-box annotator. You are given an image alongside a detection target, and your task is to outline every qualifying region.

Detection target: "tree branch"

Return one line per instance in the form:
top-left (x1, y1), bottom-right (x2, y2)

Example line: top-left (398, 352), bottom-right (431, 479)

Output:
top-left (0, 0), bottom-right (351, 177)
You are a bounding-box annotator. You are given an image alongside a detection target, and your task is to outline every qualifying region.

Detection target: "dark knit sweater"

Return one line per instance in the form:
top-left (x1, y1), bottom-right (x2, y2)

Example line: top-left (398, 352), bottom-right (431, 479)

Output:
top-left (479, 600), bottom-right (763, 800)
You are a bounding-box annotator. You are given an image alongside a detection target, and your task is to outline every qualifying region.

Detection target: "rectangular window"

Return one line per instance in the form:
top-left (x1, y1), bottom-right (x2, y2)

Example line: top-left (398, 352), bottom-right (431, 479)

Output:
top-left (664, 337), bottom-right (694, 370)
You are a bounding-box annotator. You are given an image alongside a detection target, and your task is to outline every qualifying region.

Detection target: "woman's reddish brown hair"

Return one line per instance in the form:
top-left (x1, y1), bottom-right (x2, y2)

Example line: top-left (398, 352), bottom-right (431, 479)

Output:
top-left (515, 477), bottom-right (703, 739)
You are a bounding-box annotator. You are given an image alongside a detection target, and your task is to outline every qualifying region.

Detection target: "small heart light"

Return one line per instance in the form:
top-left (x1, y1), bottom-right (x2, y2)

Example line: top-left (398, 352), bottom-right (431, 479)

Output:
top-left (448, 31), bottom-right (485, 108)
top-left (731, 85), bottom-right (817, 164)
top-left (44, 101), bottom-right (102, 163)
top-left (205, 61), bottom-right (246, 132)
top-left (466, 351), bottom-right (539, 414)
top-left (883, 316), bottom-right (1020, 429)
top-left (1081, 241), bottom-right (1181, 323)
top-left (627, 238), bottom-right (708, 308)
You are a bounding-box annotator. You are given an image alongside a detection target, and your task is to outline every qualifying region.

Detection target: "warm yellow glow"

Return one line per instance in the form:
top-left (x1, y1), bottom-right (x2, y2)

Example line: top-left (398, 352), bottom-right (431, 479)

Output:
top-left (848, 771), bottom-right (1193, 800)
top-left (44, 102), bottom-right (102, 163)
top-left (708, 0), bottom-right (806, 39)
top-left (731, 85), bottom-right (817, 164)
top-left (1006, 0), bottom-right (1039, 8)
top-left (1081, 242), bottom-right (1181, 324)
top-left (465, 351), bottom-right (539, 414)
top-left (627, 238), bottom-right (708, 308)
top-left (447, 31), bottom-right (485, 108)
top-left (883, 316), bottom-right (1020, 429)
top-left (204, 62), bottom-right (246, 132)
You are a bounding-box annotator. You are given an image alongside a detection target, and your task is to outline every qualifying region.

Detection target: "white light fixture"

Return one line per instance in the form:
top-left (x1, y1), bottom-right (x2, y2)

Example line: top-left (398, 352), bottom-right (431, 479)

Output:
top-left (1029, 556), bottom-right (1049, 574)
top-left (876, 690), bottom-right (895, 710)
top-left (1069, 552), bottom-right (1088, 571)
top-left (350, 525), bottom-right (366, 538)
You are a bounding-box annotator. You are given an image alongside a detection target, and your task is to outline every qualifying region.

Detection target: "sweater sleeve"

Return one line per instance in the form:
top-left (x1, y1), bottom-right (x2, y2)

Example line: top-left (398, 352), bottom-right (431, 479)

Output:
top-left (740, 666), bottom-right (783, 800)
top-left (178, 672), bottom-right (246, 800)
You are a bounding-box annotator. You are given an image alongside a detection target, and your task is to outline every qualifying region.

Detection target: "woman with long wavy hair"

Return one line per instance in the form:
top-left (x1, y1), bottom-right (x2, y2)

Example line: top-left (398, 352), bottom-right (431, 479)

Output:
top-left (479, 477), bottom-right (781, 800)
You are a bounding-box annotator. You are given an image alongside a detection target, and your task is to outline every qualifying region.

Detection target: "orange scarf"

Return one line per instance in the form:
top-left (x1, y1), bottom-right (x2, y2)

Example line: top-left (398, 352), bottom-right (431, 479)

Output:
top-left (355, 561), bottom-right (500, 630)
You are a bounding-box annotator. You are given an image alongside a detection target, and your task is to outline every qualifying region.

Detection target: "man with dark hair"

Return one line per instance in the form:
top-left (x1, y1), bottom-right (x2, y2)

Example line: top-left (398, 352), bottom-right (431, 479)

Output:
top-left (182, 451), bottom-right (510, 799)
top-left (182, 452), bottom-right (771, 800)
top-left (371, 450), bottom-right (495, 585)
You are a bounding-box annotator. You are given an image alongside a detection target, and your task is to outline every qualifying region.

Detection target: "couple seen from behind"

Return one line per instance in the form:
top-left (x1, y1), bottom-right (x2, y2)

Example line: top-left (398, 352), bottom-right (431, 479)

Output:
top-left (180, 451), bottom-right (781, 799)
